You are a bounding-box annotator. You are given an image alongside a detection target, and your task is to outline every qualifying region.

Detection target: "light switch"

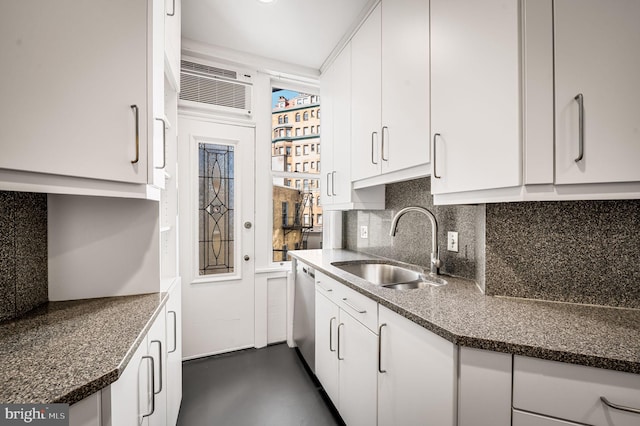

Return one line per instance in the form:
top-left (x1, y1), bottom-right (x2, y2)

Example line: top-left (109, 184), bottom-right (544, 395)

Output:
top-left (447, 231), bottom-right (459, 252)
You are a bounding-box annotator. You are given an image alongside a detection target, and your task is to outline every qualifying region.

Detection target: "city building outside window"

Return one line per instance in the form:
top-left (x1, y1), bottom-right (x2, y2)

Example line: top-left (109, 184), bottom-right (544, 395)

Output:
top-left (295, 145), bottom-right (301, 155)
top-left (295, 113), bottom-right (300, 122)
top-left (295, 163), bottom-right (301, 172)
top-left (278, 115), bottom-right (283, 124)
top-left (304, 127), bottom-right (309, 135)
top-left (303, 162), bottom-right (309, 172)
top-left (303, 145), bottom-right (310, 155)
top-left (303, 111), bottom-right (309, 120)
top-left (295, 128), bottom-right (301, 136)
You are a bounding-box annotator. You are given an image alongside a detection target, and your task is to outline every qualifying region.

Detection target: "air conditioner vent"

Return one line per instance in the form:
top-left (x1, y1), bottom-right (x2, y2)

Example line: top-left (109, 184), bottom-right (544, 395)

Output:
top-left (180, 60), bottom-right (237, 80)
top-left (179, 60), bottom-right (253, 116)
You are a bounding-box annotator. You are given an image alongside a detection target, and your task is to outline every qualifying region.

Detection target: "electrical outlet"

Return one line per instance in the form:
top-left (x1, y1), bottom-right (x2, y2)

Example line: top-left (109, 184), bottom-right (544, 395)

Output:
top-left (447, 231), bottom-right (459, 252)
top-left (360, 225), bottom-right (369, 239)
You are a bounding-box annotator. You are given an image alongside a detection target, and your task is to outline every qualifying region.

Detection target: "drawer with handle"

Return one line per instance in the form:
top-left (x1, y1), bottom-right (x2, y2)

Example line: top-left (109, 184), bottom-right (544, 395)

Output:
top-left (513, 355), bottom-right (640, 426)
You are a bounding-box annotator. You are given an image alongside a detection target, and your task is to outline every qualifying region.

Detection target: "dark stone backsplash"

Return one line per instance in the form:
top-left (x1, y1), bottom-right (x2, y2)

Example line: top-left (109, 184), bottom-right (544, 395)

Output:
top-left (486, 200), bottom-right (640, 309)
top-left (343, 178), bottom-right (486, 288)
top-left (0, 191), bottom-right (48, 322)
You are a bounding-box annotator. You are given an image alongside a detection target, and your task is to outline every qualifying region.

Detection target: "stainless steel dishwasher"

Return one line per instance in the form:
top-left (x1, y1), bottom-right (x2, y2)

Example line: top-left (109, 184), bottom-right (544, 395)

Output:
top-left (293, 260), bottom-right (315, 373)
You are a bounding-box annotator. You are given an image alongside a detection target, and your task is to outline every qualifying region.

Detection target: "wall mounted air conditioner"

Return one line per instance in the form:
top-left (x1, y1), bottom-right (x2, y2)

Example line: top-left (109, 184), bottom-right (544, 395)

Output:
top-left (179, 59), bottom-right (253, 116)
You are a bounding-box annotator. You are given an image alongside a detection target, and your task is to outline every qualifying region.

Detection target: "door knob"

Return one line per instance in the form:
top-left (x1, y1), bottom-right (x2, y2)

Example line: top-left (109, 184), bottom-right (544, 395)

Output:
top-left (244, 222), bottom-right (252, 229)
top-left (244, 255), bottom-right (250, 261)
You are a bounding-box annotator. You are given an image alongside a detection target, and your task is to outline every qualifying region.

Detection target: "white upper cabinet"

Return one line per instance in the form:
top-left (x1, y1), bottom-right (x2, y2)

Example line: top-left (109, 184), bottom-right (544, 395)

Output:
top-left (380, 0), bottom-right (430, 176)
top-left (0, 0), bottom-right (165, 198)
top-left (351, 4), bottom-right (383, 182)
top-left (351, 0), bottom-right (430, 187)
top-left (554, 0), bottom-right (640, 185)
top-left (430, 0), bottom-right (522, 196)
top-left (164, 0), bottom-right (182, 91)
top-left (321, 43), bottom-right (384, 211)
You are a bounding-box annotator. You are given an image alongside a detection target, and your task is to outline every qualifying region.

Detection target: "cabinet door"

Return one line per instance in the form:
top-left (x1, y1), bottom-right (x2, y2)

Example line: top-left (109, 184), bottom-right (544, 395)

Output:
top-left (381, 0), bottom-right (430, 174)
top-left (330, 44), bottom-right (353, 205)
top-left (0, 0), bottom-right (149, 184)
top-left (513, 410), bottom-right (583, 426)
top-left (320, 51), bottom-right (336, 208)
top-left (338, 310), bottom-right (377, 426)
top-left (104, 335), bottom-right (151, 426)
top-left (164, 0), bottom-right (182, 91)
top-left (152, 0), bottom-right (167, 189)
top-left (351, 4), bottom-right (382, 182)
top-left (147, 307), bottom-right (167, 426)
top-left (166, 281), bottom-right (182, 426)
top-left (430, 0), bottom-right (521, 195)
top-left (378, 305), bottom-right (456, 426)
top-left (554, 0), bottom-right (640, 185)
top-left (315, 291), bottom-right (340, 407)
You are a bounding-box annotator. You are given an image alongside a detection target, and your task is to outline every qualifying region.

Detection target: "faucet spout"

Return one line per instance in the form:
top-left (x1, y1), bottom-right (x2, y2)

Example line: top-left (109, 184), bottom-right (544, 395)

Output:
top-left (389, 206), bottom-right (442, 275)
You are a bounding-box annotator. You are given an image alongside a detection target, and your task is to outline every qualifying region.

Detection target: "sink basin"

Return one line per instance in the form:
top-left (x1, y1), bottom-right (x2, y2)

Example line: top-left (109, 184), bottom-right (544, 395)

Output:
top-left (332, 261), bottom-right (447, 289)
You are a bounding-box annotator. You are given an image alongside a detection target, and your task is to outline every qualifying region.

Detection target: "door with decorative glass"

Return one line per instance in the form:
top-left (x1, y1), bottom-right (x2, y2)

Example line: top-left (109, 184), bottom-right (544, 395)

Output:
top-left (178, 117), bottom-right (256, 357)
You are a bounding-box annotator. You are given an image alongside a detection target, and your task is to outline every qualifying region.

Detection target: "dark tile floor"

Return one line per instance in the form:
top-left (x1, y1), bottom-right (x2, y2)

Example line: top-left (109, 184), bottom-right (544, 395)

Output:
top-left (177, 343), bottom-right (343, 426)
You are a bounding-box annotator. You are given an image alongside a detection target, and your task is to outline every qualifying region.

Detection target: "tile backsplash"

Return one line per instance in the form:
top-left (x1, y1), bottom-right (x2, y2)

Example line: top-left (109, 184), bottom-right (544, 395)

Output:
top-left (343, 178), bottom-right (486, 288)
top-left (0, 191), bottom-right (48, 321)
top-left (486, 200), bottom-right (640, 309)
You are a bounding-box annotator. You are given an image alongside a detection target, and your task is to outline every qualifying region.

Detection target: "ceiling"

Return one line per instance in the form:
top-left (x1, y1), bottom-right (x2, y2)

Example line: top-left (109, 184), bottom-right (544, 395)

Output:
top-left (181, 0), bottom-right (374, 72)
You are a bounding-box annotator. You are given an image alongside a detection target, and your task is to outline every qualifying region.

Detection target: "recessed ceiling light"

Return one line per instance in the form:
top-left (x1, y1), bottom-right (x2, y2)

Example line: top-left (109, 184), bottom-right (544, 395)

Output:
top-left (257, 0), bottom-right (276, 3)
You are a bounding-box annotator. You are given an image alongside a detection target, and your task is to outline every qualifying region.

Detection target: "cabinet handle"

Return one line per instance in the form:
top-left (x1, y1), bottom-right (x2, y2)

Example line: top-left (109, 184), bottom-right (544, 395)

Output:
top-left (141, 355), bottom-right (155, 419)
top-left (433, 133), bottom-right (442, 179)
top-left (168, 311), bottom-right (177, 354)
top-left (331, 171), bottom-right (337, 196)
top-left (381, 126), bottom-right (389, 161)
top-left (601, 396), bottom-right (640, 415)
top-left (329, 317), bottom-right (336, 352)
top-left (378, 323), bottom-right (387, 373)
top-left (574, 93), bottom-right (584, 162)
top-left (342, 298), bottom-right (366, 314)
top-left (371, 132), bottom-right (378, 165)
top-left (337, 323), bottom-right (344, 360)
top-left (167, 0), bottom-right (176, 16)
top-left (130, 105), bottom-right (140, 164)
top-left (154, 118), bottom-right (166, 169)
top-left (317, 283), bottom-right (333, 292)
top-left (326, 173), bottom-right (331, 197)
top-left (150, 340), bottom-right (163, 394)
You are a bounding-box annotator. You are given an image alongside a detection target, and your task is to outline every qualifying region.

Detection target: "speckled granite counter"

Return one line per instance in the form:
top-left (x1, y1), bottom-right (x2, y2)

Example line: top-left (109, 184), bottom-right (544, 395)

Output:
top-left (0, 292), bottom-right (168, 404)
top-left (290, 249), bottom-right (640, 375)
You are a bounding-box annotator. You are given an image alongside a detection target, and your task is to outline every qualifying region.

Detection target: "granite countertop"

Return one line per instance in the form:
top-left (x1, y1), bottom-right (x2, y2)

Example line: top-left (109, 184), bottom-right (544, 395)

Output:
top-left (290, 249), bottom-right (640, 375)
top-left (0, 292), bottom-right (168, 404)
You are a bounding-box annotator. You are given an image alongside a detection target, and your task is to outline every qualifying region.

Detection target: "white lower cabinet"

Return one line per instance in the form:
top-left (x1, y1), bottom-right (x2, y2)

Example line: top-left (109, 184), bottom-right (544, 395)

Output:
top-left (102, 308), bottom-right (167, 426)
top-left (513, 355), bottom-right (640, 426)
top-left (315, 273), bottom-right (377, 426)
top-left (512, 410), bottom-right (583, 426)
top-left (377, 305), bottom-right (456, 426)
top-left (166, 280), bottom-right (183, 426)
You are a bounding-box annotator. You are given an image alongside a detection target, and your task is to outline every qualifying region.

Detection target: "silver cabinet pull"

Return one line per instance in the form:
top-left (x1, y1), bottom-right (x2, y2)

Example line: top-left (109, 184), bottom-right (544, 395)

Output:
top-left (317, 283), bottom-right (332, 292)
top-left (168, 311), bottom-right (177, 354)
top-left (433, 133), bottom-right (442, 179)
top-left (601, 396), bottom-right (640, 415)
top-left (326, 173), bottom-right (331, 197)
top-left (378, 323), bottom-right (387, 373)
top-left (141, 355), bottom-right (155, 418)
top-left (131, 105), bottom-right (140, 164)
top-left (381, 126), bottom-right (389, 161)
top-left (154, 118), bottom-right (166, 169)
top-left (574, 93), bottom-right (584, 162)
top-left (150, 340), bottom-right (163, 394)
top-left (371, 132), bottom-right (378, 165)
top-left (167, 0), bottom-right (176, 16)
top-left (342, 298), bottom-right (366, 314)
top-left (331, 171), bottom-right (337, 196)
top-left (337, 323), bottom-right (344, 360)
top-left (329, 317), bottom-right (336, 352)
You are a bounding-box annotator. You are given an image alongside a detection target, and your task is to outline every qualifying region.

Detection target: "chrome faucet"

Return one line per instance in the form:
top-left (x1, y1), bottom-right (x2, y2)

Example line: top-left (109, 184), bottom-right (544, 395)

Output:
top-left (389, 206), bottom-right (443, 275)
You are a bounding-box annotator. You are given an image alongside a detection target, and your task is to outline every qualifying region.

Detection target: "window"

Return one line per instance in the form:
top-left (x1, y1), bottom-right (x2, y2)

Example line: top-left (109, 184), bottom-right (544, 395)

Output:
top-left (271, 87), bottom-right (322, 262)
top-left (317, 161), bottom-right (320, 171)
top-left (317, 109), bottom-right (320, 118)
top-left (311, 126), bottom-right (315, 134)
top-left (199, 143), bottom-right (234, 276)
top-left (317, 125), bottom-right (320, 134)
top-left (317, 214), bottom-right (322, 225)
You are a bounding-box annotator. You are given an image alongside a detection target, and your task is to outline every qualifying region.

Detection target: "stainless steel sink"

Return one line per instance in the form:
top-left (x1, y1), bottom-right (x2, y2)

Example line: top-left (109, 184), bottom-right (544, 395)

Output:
top-left (332, 261), bottom-right (447, 289)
